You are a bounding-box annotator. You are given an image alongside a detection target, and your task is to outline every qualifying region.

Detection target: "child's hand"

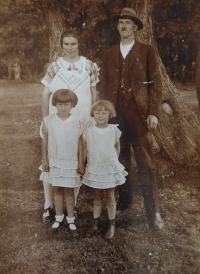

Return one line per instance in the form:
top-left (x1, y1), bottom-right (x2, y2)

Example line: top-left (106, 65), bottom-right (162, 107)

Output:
top-left (42, 159), bottom-right (49, 172)
top-left (78, 164), bottom-right (85, 176)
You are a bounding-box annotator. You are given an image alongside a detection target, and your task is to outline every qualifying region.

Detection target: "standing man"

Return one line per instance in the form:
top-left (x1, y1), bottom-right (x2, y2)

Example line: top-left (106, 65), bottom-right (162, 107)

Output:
top-left (98, 8), bottom-right (163, 229)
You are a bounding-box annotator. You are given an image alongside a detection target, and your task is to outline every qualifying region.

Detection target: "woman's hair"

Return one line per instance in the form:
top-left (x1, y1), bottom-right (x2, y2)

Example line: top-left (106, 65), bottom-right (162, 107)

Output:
top-left (60, 29), bottom-right (80, 48)
top-left (90, 100), bottom-right (116, 118)
top-left (52, 89), bottom-right (78, 107)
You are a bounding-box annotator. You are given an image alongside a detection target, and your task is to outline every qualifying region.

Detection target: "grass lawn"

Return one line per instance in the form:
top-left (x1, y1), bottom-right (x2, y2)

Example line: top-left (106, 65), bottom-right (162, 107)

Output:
top-left (0, 80), bottom-right (200, 274)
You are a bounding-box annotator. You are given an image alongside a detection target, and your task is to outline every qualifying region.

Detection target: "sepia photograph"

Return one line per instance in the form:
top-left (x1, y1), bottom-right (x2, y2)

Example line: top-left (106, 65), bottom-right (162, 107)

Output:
top-left (0, 0), bottom-right (200, 273)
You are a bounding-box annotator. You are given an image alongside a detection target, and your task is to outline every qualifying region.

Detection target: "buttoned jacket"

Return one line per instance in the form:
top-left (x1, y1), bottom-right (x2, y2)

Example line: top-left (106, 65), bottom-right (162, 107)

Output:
top-left (98, 40), bottom-right (162, 121)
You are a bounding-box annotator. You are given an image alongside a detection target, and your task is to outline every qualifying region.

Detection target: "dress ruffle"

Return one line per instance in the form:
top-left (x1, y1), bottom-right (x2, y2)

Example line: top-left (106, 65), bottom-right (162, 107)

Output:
top-left (49, 158), bottom-right (78, 169)
top-left (86, 161), bottom-right (126, 174)
top-left (82, 162), bottom-right (128, 189)
top-left (39, 159), bottom-right (81, 187)
top-left (39, 172), bottom-right (81, 187)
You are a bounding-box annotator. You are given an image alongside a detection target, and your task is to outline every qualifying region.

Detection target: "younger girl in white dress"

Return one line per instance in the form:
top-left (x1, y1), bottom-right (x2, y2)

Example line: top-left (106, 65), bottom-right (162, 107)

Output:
top-left (81, 100), bottom-right (128, 239)
top-left (39, 89), bottom-right (83, 234)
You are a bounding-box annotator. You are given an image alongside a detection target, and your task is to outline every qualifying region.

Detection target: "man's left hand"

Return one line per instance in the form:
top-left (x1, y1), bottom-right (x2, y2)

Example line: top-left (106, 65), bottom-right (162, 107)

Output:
top-left (147, 115), bottom-right (158, 130)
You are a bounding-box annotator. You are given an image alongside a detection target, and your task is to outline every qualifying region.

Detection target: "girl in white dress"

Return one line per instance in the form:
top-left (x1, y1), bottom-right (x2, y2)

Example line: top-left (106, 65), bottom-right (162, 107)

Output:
top-left (81, 100), bottom-right (128, 239)
top-left (41, 29), bottom-right (99, 224)
top-left (39, 89), bottom-right (83, 234)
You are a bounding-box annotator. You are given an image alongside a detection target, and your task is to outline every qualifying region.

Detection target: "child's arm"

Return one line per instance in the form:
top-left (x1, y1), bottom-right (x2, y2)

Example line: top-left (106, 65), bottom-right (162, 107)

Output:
top-left (115, 140), bottom-right (120, 157)
top-left (41, 121), bottom-right (49, 172)
top-left (91, 86), bottom-right (97, 105)
top-left (42, 86), bottom-right (51, 118)
top-left (78, 135), bottom-right (87, 175)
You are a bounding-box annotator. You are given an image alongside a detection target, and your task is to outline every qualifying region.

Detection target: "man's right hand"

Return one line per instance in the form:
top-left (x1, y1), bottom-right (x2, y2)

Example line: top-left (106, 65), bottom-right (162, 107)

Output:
top-left (147, 115), bottom-right (158, 130)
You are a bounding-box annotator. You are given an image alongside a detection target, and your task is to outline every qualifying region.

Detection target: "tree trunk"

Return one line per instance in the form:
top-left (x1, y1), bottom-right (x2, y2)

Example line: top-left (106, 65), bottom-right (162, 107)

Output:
top-left (39, 0), bottom-right (200, 166)
top-left (13, 62), bottom-right (21, 81)
top-left (127, 0), bottom-right (200, 166)
top-left (37, 0), bottom-right (66, 62)
top-left (8, 63), bottom-right (13, 80)
top-left (196, 45), bottom-right (200, 109)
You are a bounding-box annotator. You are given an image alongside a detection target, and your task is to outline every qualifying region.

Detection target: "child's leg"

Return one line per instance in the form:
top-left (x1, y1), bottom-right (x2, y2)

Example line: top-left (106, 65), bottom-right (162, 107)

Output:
top-left (43, 181), bottom-right (53, 210)
top-left (93, 188), bottom-right (103, 218)
top-left (42, 181), bottom-right (54, 224)
top-left (65, 188), bottom-right (77, 233)
top-left (85, 189), bottom-right (103, 237)
top-left (105, 187), bottom-right (116, 239)
top-left (74, 186), bottom-right (80, 205)
top-left (65, 188), bottom-right (75, 217)
top-left (105, 187), bottom-right (116, 220)
top-left (54, 186), bottom-right (64, 215)
top-left (52, 186), bottom-right (64, 229)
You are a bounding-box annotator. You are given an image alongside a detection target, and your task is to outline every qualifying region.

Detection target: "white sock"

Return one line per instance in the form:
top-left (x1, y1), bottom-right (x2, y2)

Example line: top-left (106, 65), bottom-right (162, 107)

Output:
top-left (52, 214), bottom-right (64, 229)
top-left (66, 216), bottom-right (76, 230)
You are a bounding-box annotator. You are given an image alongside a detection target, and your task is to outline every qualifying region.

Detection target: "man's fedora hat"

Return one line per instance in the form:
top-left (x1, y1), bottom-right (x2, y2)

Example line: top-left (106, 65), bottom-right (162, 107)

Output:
top-left (111, 8), bottom-right (143, 30)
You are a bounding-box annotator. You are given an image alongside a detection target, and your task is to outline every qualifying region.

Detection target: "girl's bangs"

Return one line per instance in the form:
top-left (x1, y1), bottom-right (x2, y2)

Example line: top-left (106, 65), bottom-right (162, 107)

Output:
top-left (56, 94), bottom-right (71, 103)
top-left (93, 105), bottom-right (108, 112)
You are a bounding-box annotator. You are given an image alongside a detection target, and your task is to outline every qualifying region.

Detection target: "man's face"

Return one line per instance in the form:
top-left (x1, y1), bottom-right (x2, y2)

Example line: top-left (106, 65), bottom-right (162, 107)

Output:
top-left (117, 19), bottom-right (138, 39)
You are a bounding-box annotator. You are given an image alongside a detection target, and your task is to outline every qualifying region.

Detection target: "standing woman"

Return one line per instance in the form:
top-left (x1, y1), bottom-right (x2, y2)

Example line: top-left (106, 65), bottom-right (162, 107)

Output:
top-left (41, 29), bottom-right (99, 224)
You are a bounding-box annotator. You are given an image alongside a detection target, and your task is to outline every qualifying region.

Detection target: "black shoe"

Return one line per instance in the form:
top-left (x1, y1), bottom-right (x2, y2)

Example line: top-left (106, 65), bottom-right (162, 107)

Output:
top-left (66, 216), bottom-right (78, 237)
top-left (116, 203), bottom-right (132, 214)
top-left (42, 207), bottom-right (55, 224)
top-left (104, 219), bottom-right (115, 239)
top-left (85, 218), bottom-right (99, 237)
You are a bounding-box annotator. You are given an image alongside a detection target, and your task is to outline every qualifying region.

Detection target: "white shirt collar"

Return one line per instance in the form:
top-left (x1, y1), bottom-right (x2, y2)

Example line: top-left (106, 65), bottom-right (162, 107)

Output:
top-left (58, 56), bottom-right (85, 70)
top-left (120, 40), bottom-right (135, 59)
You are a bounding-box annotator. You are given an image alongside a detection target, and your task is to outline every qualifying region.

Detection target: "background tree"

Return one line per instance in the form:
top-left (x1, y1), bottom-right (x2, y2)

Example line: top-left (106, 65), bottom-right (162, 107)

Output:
top-left (30, 0), bottom-right (200, 166)
top-left (1, 0), bottom-right (200, 165)
top-left (0, 0), bottom-right (49, 80)
top-left (123, 0), bottom-right (200, 166)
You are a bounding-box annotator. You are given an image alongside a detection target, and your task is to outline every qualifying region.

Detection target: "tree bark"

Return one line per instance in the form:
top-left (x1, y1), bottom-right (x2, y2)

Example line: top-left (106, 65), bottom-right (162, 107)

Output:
top-left (39, 0), bottom-right (200, 166)
top-left (196, 45), bottom-right (200, 109)
top-left (37, 0), bottom-right (66, 62)
top-left (126, 0), bottom-right (200, 166)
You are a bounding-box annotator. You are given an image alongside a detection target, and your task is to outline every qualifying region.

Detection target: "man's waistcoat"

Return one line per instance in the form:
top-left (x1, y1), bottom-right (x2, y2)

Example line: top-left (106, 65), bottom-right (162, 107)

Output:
top-left (118, 49), bottom-right (134, 101)
top-left (98, 41), bottom-right (162, 121)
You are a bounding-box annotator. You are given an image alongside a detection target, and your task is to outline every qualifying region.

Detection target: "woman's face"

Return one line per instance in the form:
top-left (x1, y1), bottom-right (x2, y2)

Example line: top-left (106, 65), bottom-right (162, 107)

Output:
top-left (62, 36), bottom-right (79, 59)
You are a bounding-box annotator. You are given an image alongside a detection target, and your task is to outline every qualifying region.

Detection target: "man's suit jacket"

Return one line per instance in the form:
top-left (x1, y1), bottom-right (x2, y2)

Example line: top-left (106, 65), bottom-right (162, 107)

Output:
top-left (98, 40), bottom-right (162, 121)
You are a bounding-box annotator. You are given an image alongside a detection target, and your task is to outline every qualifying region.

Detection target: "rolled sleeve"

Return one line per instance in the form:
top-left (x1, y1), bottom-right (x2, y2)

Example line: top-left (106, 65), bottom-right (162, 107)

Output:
top-left (86, 60), bottom-right (99, 87)
top-left (41, 62), bottom-right (60, 87)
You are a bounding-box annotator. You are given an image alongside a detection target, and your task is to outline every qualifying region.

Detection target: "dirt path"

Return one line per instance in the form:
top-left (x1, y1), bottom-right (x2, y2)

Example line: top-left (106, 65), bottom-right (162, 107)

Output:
top-left (0, 80), bottom-right (200, 274)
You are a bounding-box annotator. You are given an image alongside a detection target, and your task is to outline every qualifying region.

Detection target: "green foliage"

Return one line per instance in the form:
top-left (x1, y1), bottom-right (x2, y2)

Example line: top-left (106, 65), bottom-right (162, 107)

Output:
top-left (153, 0), bottom-right (200, 81)
top-left (1, 0), bottom-right (199, 81)
top-left (0, 0), bottom-right (49, 78)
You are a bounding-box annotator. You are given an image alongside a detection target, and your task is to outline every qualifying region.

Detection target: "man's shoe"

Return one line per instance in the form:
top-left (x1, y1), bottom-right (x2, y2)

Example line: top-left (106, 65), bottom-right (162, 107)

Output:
top-left (104, 219), bottom-right (115, 239)
top-left (116, 203), bottom-right (132, 214)
top-left (153, 212), bottom-right (164, 230)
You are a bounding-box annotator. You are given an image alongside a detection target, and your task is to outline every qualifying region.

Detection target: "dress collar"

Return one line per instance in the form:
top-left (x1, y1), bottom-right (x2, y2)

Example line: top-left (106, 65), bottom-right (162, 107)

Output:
top-left (58, 56), bottom-right (85, 70)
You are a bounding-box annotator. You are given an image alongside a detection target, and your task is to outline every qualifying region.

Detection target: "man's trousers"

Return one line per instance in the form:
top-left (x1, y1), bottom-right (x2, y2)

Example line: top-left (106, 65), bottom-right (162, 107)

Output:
top-left (110, 97), bottom-right (159, 223)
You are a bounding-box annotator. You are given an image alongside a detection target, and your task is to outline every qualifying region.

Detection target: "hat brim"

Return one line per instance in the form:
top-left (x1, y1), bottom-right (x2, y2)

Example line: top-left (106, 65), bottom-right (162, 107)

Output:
top-left (111, 14), bottom-right (143, 30)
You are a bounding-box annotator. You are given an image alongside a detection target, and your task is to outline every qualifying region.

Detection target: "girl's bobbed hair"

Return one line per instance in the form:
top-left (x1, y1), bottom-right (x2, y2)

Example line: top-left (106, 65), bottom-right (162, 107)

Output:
top-left (60, 29), bottom-right (80, 48)
top-left (52, 89), bottom-right (78, 107)
top-left (90, 100), bottom-right (116, 118)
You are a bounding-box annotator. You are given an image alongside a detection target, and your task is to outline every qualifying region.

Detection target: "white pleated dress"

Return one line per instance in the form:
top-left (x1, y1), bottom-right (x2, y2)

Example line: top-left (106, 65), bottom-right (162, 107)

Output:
top-left (39, 114), bottom-right (82, 188)
top-left (82, 125), bottom-right (128, 189)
